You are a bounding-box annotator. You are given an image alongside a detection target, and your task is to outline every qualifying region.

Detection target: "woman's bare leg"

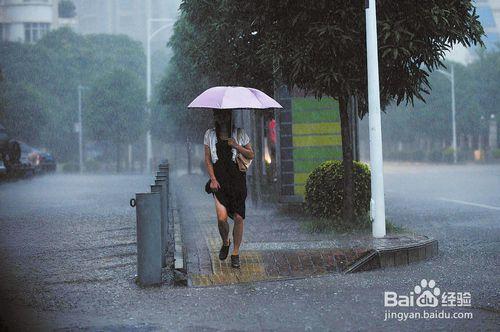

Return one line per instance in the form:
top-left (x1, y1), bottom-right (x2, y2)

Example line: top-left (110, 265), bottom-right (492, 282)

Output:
top-left (214, 195), bottom-right (230, 245)
top-left (232, 213), bottom-right (244, 255)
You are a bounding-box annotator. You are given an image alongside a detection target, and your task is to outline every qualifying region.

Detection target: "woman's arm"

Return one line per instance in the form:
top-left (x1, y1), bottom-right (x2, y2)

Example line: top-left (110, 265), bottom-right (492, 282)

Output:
top-left (204, 145), bottom-right (220, 190)
top-left (232, 141), bottom-right (255, 160)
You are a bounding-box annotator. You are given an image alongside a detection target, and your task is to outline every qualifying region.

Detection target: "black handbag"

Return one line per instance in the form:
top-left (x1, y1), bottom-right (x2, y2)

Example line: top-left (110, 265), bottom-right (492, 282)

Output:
top-left (205, 179), bottom-right (217, 194)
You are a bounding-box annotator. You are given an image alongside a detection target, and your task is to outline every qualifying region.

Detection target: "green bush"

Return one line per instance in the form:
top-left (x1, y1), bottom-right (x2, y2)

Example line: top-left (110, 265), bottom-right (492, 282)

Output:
top-left (304, 160), bottom-right (371, 225)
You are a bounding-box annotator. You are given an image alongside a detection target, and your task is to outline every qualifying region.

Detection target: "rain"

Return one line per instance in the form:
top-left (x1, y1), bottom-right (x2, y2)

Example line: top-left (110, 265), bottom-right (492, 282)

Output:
top-left (0, 0), bottom-right (498, 330)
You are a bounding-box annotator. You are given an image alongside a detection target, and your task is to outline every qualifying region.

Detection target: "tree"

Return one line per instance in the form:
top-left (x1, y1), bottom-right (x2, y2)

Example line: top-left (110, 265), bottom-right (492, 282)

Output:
top-left (380, 49), bottom-right (500, 159)
top-left (0, 28), bottom-right (146, 162)
top-left (155, 16), bottom-right (216, 143)
top-left (180, 0), bottom-right (483, 222)
top-left (58, 0), bottom-right (76, 19)
top-left (0, 81), bottom-right (48, 143)
top-left (85, 69), bottom-right (145, 171)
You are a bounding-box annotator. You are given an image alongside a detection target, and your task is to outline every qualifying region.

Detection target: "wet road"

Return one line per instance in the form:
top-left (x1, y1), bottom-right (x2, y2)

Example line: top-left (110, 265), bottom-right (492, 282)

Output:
top-left (0, 164), bottom-right (498, 331)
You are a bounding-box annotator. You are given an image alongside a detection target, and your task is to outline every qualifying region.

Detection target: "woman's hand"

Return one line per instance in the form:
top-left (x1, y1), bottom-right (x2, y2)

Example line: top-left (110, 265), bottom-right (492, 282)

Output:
top-left (227, 138), bottom-right (239, 148)
top-left (210, 178), bottom-right (221, 191)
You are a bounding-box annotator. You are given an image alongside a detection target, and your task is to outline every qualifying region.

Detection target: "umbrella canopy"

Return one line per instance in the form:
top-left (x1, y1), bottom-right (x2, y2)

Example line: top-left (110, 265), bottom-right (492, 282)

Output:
top-left (187, 86), bottom-right (282, 110)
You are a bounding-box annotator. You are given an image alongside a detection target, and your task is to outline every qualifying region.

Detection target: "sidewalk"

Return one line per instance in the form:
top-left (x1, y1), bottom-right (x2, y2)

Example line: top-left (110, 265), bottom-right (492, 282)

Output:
top-left (173, 173), bottom-right (436, 287)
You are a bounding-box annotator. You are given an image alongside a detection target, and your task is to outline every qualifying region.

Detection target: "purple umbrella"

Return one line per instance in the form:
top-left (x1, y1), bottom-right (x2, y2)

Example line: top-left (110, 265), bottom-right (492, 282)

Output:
top-left (187, 86), bottom-right (283, 110)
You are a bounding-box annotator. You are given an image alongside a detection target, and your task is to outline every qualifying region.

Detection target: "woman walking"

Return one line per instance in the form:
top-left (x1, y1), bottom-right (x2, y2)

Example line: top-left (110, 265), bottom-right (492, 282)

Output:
top-left (204, 109), bottom-right (254, 268)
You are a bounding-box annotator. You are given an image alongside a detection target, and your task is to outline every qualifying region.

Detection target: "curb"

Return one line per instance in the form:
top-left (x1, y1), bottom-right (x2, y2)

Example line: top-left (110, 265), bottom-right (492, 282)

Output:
top-left (344, 238), bottom-right (438, 273)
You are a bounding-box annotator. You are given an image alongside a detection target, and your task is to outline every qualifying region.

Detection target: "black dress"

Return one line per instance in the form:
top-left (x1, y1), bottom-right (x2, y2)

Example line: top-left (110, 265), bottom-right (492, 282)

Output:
top-left (212, 140), bottom-right (247, 220)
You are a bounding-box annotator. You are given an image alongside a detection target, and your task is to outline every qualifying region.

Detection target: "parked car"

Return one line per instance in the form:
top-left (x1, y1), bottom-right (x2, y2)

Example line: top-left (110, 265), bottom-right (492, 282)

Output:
top-left (0, 123), bottom-right (21, 170)
top-left (18, 142), bottom-right (36, 177)
top-left (31, 152), bottom-right (56, 172)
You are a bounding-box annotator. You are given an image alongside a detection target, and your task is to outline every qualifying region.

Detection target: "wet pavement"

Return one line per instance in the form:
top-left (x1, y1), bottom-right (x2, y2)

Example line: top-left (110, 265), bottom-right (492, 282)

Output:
top-left (0, 163), bottom-right (498, 331)
top-left (175, 174), bottom-right (436, 287)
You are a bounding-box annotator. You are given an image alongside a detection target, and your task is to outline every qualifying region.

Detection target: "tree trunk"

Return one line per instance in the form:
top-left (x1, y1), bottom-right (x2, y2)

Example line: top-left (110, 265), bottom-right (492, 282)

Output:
top-left (339, 96), bottom-right (354, 223)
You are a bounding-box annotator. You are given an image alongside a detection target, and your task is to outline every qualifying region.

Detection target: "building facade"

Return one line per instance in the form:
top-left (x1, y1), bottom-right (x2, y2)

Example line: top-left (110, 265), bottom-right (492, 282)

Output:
top-left (0, 0), bottom-right (59, 43)
top-left (72, 0), bottom-right (179, 48)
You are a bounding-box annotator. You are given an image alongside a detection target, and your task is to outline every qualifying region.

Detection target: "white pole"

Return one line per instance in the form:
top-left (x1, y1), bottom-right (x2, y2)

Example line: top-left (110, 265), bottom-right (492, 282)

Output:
top-left (365, 0), bottom-right (386, 238)
top-left (78, 85), bottom-right (83, 174)
top-left (451, 64), bottom-right (457, 164)
top-left (146, 0), bottom-right (152, 173)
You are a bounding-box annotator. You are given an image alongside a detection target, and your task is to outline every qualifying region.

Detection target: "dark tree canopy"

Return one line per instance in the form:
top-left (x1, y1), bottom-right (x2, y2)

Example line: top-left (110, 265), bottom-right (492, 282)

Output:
top-left (58, 0), bottom-right (76, 19)
top-left (180, 0), bottom-right (484, 114)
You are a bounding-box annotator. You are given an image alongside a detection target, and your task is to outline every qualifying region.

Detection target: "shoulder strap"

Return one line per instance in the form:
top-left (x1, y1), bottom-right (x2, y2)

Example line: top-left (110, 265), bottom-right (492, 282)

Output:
top-left (237, 127), bottom-right (242, 143)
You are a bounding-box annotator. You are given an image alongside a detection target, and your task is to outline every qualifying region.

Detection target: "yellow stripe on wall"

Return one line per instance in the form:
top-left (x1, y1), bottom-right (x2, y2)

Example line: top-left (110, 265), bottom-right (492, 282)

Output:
top-left (293, 135), bottom-right (342, 147)
top-left (294, 172), bottom-right (310, 185)
top-left (294, 185), bottom-right (306, 196)
top-left (293, 122), bottom-right (340, 135)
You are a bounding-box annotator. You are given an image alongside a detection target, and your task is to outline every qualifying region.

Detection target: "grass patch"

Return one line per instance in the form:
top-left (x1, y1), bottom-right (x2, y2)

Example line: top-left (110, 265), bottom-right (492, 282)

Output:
top-left (278, 202), bottom-right (408, 234)
top-left (300, 214), bottom-right (408, 235)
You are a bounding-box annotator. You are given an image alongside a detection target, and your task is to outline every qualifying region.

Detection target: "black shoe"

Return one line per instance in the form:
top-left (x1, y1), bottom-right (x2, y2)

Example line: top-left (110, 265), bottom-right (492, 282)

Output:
top-left (230, 254), bottom-right (240, 268)
top-left (219, 240), bottom-right (231, 260)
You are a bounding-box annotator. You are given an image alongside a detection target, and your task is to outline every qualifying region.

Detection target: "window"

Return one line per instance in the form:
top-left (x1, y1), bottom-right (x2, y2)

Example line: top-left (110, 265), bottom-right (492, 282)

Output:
top-left (24, 23), bottom-right (50, 43)
top-left (0, 23), bottom-right (9, 41)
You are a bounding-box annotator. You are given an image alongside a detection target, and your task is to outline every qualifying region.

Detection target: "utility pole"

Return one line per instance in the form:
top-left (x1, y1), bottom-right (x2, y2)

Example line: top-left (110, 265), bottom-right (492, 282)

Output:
top-left (437, 64), bottom-right (457, 164)
top-left (145, 0), bottom-right (175, 173)
top-left (365, 0), bottom-right (386, 238)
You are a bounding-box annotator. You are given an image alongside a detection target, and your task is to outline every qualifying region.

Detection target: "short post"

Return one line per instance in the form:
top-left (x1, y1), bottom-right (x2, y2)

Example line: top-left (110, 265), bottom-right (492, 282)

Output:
top-left (154, 179), bottom-right (169, 267)
top-left (151, 184), bottom-right (167, 267)
top-left (158, 162), bottom-right (172, 256)
top-left (159, 163), bottom-right (169, 189)
top-left (133, 192), bottom-right (162, 286)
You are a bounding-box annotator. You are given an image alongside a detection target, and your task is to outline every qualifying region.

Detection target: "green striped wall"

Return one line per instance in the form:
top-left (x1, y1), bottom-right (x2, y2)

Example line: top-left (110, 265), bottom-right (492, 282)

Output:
top-left (292, 97), bottom-right (342, 197)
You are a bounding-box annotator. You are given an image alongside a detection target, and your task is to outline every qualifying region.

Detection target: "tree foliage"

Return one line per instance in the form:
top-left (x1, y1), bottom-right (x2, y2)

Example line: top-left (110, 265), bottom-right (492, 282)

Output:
top-left (86, 69), bottom-right (145, 145)
top-left (155, 16), bottom-right (215, 143)
top-left (382, 50), bottom-right (500, 155)
top-left (180, 0), bottom-right (483, 111)
top-left (0, 28), bottom-right (146, 161)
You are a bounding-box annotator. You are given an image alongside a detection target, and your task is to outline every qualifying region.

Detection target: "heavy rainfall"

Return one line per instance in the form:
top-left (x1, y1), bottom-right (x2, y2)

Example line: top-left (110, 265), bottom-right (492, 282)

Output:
top-left (0, 0), bottom-right (498, 331)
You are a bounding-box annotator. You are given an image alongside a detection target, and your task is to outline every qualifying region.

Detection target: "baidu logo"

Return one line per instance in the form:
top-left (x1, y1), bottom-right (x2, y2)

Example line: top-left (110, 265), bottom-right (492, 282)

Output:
top-left (383, 279), bottom-right (473, 321)
top-left (414, 279), bottom-right (440, 307)
top-left (384, 279), bottom-right (471, 308)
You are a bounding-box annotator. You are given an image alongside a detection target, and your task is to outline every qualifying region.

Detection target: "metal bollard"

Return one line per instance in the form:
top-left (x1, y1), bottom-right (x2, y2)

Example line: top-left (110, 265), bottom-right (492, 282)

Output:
top-left (157, 166), bottom-right (171, 236)
top-left (157, 163), bottom-right (172, 263)
top-left (131, 192), bottom-right (162, 286)
top-left (153, 180), bottom-right (168, 267)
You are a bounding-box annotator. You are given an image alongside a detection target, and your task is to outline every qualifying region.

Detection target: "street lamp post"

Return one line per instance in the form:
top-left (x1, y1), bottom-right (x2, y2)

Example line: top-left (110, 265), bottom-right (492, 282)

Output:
top-left (437, 64), bottom-right (457, 164)
top-left (365, 0), bottom-right (386, 238)
top-left (77, 85), bottom-right (88, 174)
top-left (146, 16), bottom-right (175, 173)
